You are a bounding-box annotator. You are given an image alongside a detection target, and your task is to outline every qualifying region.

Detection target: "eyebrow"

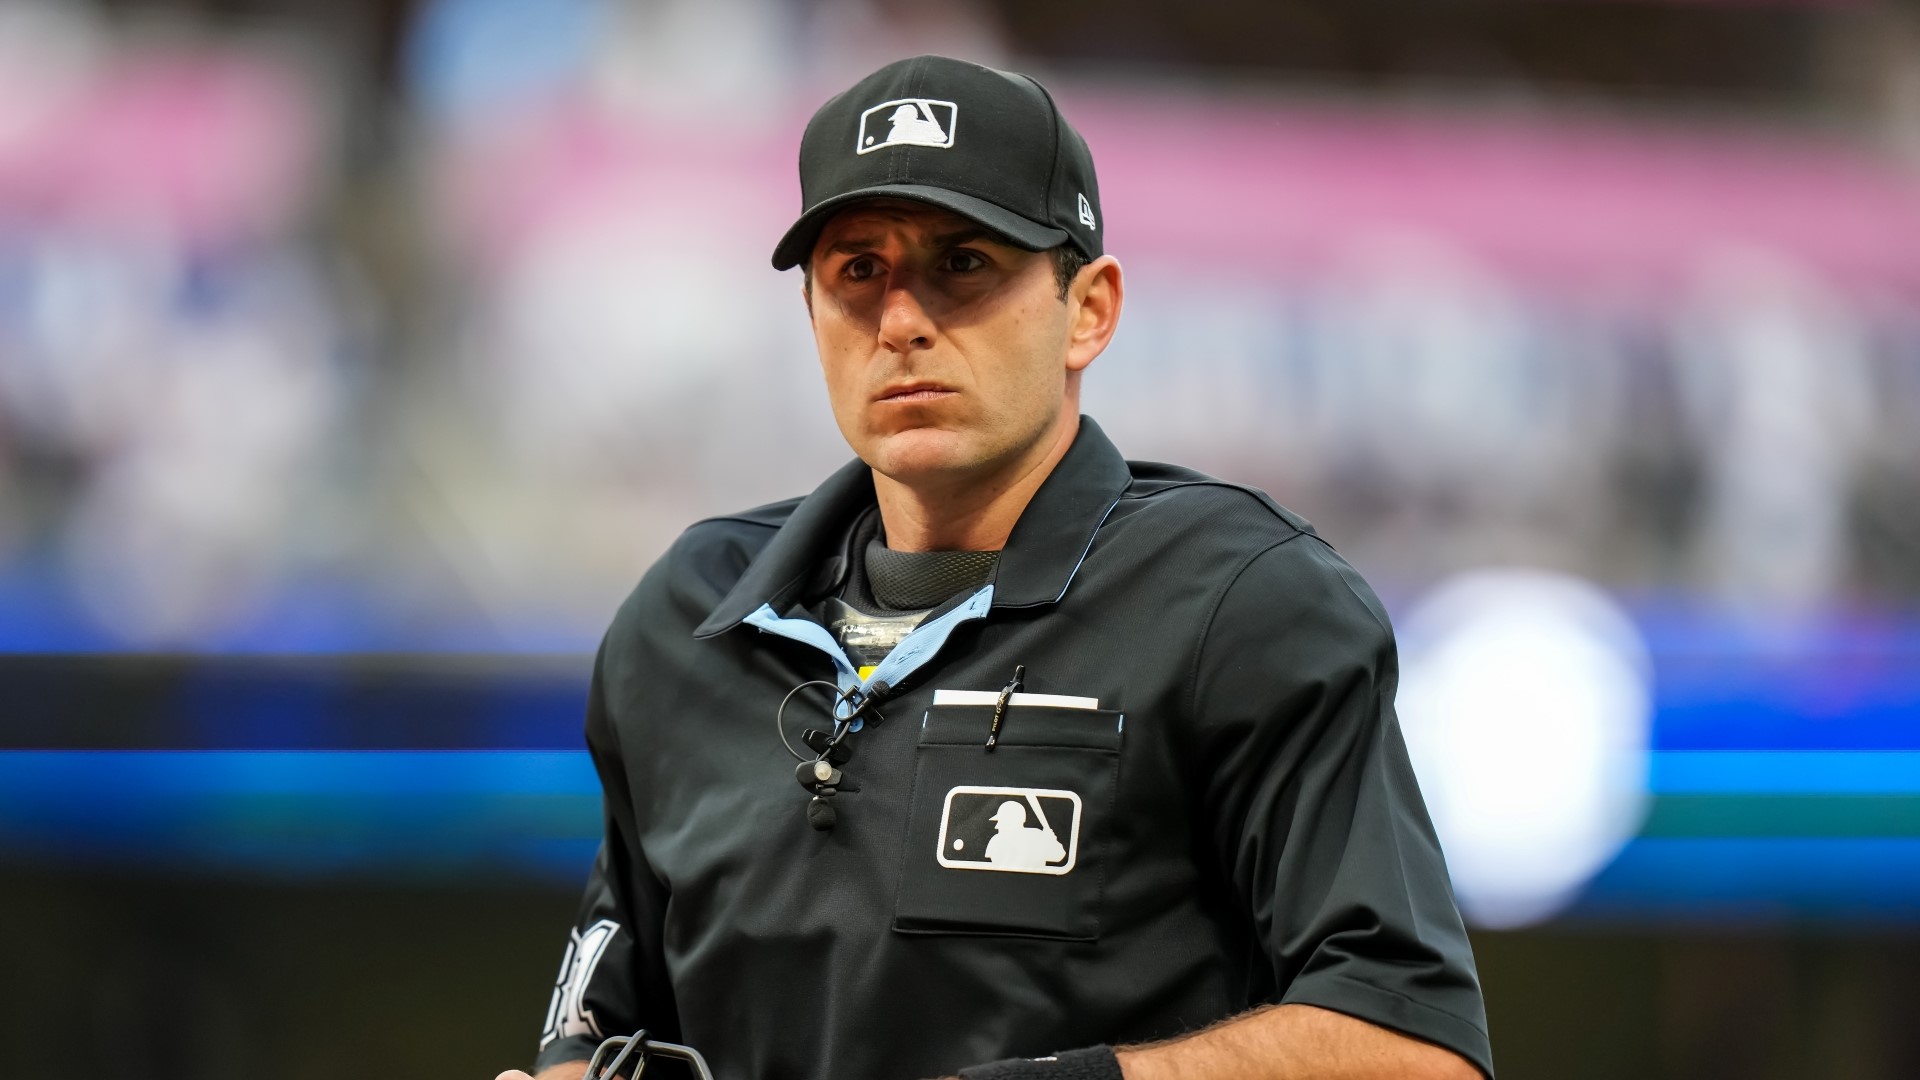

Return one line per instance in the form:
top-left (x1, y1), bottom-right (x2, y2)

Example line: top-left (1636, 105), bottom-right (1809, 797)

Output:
top-left (927, 227), bottom-right (997, 248)
top-left (820, 227), bottom-right (1001, 260)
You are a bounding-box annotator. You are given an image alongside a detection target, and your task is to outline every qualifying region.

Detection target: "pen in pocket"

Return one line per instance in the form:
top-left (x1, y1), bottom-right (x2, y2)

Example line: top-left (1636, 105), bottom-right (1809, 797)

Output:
top-left (985, 663), bottom-right (1025, 750)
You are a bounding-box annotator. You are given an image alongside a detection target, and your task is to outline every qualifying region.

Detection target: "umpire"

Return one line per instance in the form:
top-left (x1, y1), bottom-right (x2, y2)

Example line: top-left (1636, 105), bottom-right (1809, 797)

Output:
top-left (499, 55), bottom-right (1492, 1080)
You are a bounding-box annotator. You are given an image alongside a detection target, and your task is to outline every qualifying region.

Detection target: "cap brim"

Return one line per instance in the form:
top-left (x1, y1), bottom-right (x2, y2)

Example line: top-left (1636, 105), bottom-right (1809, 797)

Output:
top-left (770, 184), bottom-right (1070, 270)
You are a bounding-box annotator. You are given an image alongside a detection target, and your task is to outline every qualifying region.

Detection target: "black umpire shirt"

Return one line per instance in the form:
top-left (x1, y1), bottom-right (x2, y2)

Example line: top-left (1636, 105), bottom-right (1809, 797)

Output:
top-left (533, 418), bottom-right (1493, 1080)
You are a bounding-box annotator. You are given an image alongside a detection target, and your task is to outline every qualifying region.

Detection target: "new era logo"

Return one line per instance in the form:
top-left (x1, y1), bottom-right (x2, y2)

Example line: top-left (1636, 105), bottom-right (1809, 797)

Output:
top-left (857, 98), bottom-right (957, 154)
top-left (1078, 193), bottom-right (1096, 229)
top-left (935, 785), bottom-right (1081, 875)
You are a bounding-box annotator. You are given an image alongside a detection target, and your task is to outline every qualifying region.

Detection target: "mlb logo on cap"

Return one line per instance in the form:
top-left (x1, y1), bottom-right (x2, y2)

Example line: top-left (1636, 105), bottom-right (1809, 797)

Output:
top-left (770, 55), bottom-right (1105, 270)
top-left (857, 98), bottom-right (957, 154)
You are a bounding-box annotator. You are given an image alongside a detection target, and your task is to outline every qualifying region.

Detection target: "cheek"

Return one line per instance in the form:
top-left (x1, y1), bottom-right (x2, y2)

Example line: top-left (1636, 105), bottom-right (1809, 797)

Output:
top-left (811, 315), bottom-right (855, 378)
top-left (813, 300), bottom-right (878, 390)
top-left (1003, 304), bottom-right (1072, 397)
top-left (813, 334), bottom-right (873, 441)
top-left (817, 347), bottom-right (861, 411)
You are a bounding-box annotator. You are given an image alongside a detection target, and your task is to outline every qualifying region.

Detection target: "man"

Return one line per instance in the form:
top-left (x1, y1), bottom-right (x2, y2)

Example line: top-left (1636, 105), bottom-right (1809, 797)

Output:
top-left (500, 55), bottom-right (1492, 1080)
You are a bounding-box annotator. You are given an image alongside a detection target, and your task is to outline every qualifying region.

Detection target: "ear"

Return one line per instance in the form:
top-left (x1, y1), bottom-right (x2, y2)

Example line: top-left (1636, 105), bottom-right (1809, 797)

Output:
top-left (1065, 256), bottom-right (1123, 374)
top-left (801, 276), bottom-right (814, 320)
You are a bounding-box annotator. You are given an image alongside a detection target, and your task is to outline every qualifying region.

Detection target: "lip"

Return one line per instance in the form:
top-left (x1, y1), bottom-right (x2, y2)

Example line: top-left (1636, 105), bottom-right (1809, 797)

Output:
top-left (875, 382), bottom-right (958, 404)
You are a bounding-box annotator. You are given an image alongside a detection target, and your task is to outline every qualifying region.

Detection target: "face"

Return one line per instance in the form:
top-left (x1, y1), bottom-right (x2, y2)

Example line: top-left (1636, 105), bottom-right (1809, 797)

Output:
top-left (805, 200), bottom-right (1091, 489)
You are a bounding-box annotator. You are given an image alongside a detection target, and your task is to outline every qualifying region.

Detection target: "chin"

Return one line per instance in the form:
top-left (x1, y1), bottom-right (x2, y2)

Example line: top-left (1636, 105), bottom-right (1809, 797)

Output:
top-left (865, 427), bottom-right (989, 482)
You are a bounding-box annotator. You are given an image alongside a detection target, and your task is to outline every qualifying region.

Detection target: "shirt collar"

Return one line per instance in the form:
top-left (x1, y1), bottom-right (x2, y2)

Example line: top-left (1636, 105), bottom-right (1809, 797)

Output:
top-left (694, 416), bottom-right (1131, 638)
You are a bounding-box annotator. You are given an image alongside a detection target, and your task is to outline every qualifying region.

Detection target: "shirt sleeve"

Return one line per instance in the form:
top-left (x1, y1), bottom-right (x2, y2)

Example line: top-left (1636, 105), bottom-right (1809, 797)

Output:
top-left (531, 637), bottom-right (679, 1072)
top-left (1188, 535), bottom-right (1494, 1078)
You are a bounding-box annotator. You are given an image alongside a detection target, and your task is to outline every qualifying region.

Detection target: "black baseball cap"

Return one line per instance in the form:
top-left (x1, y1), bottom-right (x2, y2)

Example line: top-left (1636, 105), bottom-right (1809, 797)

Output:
top-left (771, 55), bottom-right (1103, 271)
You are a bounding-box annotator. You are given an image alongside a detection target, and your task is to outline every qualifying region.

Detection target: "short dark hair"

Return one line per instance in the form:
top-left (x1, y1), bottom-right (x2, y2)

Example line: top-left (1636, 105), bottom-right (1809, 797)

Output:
top-left (804, 244), bottom-right (1090, 301)
top-left (1048, 245), bottom-right (1090, 299)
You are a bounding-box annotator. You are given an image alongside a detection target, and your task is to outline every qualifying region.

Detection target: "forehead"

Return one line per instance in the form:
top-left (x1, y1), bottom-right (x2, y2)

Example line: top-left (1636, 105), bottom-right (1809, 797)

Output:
top-left (812, 199), bottom-right (1005, 253)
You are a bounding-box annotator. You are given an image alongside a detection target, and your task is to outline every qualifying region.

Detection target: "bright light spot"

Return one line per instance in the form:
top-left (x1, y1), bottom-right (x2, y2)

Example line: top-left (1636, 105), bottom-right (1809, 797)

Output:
top-left (1397, 569), bottom-right (1653, 928)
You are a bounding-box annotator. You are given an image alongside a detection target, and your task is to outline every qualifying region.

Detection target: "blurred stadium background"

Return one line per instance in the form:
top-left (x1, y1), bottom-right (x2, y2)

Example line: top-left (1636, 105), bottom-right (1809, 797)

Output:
top-left (1, 0), bottom-right (1917, 1076)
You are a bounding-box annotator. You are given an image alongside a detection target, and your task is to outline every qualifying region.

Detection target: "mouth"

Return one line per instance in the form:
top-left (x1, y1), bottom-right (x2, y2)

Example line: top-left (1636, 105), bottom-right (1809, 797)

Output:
top-left (876, 383), bottom-right (958, 404)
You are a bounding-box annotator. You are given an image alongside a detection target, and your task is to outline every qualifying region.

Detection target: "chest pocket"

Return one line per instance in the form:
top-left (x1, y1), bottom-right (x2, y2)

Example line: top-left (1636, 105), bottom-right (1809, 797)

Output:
top-left (892, 702), bottom-right (1123, 941)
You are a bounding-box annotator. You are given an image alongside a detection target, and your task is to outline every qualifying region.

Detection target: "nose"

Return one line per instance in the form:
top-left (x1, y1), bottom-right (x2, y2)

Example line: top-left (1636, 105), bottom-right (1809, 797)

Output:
top-left (877, 274), bottom-right (935, 354)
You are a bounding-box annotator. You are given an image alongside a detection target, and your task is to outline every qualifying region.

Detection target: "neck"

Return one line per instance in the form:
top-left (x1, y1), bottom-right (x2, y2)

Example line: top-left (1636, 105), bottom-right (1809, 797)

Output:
top-left (872, 414), bottom-right (1080, 553)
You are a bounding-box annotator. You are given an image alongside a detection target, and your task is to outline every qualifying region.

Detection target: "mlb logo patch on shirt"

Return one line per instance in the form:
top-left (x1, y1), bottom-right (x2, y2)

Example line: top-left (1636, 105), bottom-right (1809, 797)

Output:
top-left (936, 785), bottom-right (1081, 875)
top-left (857, 98), bottom-right (957, 154)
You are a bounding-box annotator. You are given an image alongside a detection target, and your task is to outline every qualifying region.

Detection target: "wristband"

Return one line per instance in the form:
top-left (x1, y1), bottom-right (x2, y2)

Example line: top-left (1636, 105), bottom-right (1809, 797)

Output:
top-left (957, 1045), bottom-right (1125, 1080)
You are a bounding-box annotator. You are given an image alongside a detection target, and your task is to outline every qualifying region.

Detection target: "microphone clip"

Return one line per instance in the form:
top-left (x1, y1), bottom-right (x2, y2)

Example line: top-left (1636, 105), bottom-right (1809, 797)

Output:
top-left (791, 680), bottom-right (894, 831)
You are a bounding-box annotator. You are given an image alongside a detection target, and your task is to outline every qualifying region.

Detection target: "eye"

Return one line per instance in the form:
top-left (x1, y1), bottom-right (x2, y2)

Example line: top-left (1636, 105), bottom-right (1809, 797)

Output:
top-left (841, 256), bottom-right (880, 282)
top-left (941, 249), bottom-right (988, 274)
